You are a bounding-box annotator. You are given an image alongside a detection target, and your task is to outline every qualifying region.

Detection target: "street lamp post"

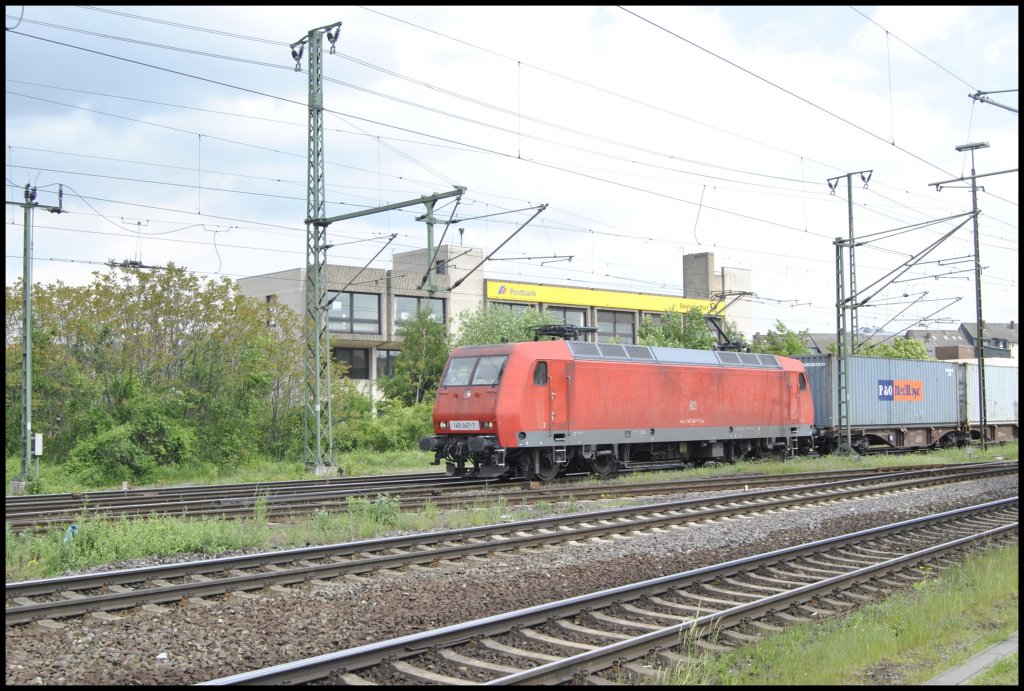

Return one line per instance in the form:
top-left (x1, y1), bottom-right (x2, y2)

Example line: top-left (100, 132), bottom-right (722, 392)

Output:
top-left (955, 141), bottom-right (989, 450)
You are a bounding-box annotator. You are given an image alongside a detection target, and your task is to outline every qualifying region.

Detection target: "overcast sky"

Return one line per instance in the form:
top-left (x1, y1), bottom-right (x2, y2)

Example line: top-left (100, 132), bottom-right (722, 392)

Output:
top-left (5, 5), bottom-right (1019, 337)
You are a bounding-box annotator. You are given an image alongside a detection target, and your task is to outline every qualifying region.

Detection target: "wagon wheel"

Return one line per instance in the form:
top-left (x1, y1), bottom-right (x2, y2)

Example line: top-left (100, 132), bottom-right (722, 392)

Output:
top-left (533, 450), bottom-right (560, 482)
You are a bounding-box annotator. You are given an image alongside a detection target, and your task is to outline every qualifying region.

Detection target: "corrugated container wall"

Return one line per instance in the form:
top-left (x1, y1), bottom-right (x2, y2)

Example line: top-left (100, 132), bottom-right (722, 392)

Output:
top-left (964, 363), bottom-right (1019, 424)
top-left (796, 355), bottom-right (960, 429)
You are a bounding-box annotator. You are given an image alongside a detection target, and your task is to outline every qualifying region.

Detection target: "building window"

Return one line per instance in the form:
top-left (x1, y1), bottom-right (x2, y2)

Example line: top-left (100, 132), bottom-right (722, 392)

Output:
top-left (376, 349), bottom-right (401, 378)
top-left (546, 306), bottom-right (586, 327)
top-left (328, 292), bottom-right (380, 334)
top-left (492, 301), bottom-right (533, 313)
top-left (332, 347), bottom-right (369, 380)
top-left (596, 309), bottom-right (635, 344)
top-left (265, 294), bottom-right (278, 327)
top-left (394, 296), bottom-right (445, 328)
top-left (643, 312), bottom-right (664, 328)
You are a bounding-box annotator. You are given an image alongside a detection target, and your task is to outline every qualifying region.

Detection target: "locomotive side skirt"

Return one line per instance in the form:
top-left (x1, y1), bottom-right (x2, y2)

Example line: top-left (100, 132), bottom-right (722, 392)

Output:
top-left (514, 425), bottom-right (814, 448)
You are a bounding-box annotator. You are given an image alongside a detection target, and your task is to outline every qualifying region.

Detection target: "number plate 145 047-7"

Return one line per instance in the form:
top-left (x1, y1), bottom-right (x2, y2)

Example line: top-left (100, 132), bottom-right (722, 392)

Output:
top-left (450, 420), bottom-right (480, 431)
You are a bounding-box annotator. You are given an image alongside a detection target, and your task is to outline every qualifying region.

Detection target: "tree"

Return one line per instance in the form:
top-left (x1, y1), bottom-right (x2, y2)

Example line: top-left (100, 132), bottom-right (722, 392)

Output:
top-left (859, 337), bottom-right (932, 360)
top-left (330, 362), bottom-right (375, 452)
top-left (752, 320), bottom-right (811, 356)
top-left (452, 304), bottom-right (556, 346)
top-left (378, 307), bottom-right (449, 405)
top-left (6, 279), bottom-right (110, 461)
top-left (5, 264), bottom-right (306, 480)
top-left (637, 306), bottom-right (717, 349)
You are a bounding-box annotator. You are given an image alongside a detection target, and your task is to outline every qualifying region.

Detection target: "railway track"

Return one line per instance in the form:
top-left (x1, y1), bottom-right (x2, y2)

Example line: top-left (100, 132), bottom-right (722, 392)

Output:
top-left (5, 460), bottom-right (1015, 532)
top-left (199, 497), bottom-right (1017, 685)
top-left (4, 472), bottom-right (476, 531)
top-left (6, 463), bottom-right (1014, 627)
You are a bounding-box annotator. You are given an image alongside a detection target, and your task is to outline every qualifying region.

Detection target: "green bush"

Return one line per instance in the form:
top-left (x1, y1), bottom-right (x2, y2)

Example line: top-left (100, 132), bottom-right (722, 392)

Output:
top-left (126, 407), bottom-right (197, 468)
top-left (388, 401), bottom-right (434, 446)
top-left (64, 413), bottom-right (197, 487)
top-left (350, 418), bottom-right (400, 452)
top-left (65, 424), bottom-right (155, 486)
top-left (341, 401), bottom-right (434, 452)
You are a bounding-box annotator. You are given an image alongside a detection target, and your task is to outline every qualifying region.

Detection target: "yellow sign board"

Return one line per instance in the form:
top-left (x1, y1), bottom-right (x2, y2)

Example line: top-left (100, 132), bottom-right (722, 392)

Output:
top-left (485, 280), bottom-right (709, 313)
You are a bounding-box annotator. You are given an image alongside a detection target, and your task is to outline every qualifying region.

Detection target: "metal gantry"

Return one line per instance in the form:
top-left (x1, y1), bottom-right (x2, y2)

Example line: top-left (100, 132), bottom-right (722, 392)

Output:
top-left (929, 144), bottom-right (1018, 450)
top-left (6, 184), bottom-right (64, 484)
top-left (291, 23), bottom-right (470, 471)
top-left (292, 22), bottom-right (341, 471)
top-left (834, 236), bottom-right (853, 456)
top-left (828, 170), bottom-right (871, 456)
top-left (956, 143), bottom-right (989, 450)
top-left (969, 89), bottom-right (1018, 114)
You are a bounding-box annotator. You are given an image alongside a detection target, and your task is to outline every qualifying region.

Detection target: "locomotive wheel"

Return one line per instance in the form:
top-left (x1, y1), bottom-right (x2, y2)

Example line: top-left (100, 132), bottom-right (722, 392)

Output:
top-left (590, 451), bottom-right (617, 478)
top-left (533, 450), bottom-right (560, 482)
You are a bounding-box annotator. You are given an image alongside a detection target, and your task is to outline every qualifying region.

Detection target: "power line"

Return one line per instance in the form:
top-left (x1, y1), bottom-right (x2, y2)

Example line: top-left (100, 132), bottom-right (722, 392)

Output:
top-left (617, 6), bottom-right (961, 180)
top-left (7, 22), bottom-right (832, 190)
top-left (847, 6), bottom-right (979, 91)
top-left (68, 4), bottom-right (858, 180)
top-left (8, 27), bottom-right (1013, 241)
top-left (7, 10), bottom-right (1015, 329)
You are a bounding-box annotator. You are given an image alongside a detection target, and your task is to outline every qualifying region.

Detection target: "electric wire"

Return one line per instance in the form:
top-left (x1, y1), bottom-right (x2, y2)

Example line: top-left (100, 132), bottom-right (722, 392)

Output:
top-left (8, 7), bottom-right (1015, 331)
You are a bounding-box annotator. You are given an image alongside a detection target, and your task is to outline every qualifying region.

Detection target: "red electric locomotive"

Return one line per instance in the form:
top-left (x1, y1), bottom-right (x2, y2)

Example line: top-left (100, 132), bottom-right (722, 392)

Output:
top-left (420, 338), bottom-right (815, 480)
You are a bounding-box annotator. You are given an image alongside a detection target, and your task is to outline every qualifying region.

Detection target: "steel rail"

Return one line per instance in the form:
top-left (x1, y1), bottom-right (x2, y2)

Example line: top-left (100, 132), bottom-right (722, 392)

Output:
top-left (5, 460), bottom-right (1015, 533)
top-left (4, 473), bottom-right (476, 519)
top-left (490, 511), bottom-right (1018, 685)
top-left (6, 461), bottom-right (1002, 512)
top-left (6, 465), bottom-right (1014, 626)
top-left (198, 498), bottom-right (1018, 685)
top-left (4, 471), bottom-right (448, 507)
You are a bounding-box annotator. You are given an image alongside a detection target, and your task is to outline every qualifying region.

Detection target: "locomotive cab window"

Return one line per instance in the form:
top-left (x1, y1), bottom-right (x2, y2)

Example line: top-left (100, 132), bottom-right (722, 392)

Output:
top-left (799, 373), bottom-right (807, 390)
top-left (533, 361), bottom-right (548, 385)
top-left (472, 355), bottom-right (507, 385)
top-left (442, 355), bottom-right (509, 387)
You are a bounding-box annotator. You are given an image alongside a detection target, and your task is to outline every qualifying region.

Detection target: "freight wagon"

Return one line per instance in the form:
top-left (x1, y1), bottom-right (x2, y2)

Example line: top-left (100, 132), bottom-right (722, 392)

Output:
top-left (795, 355), bottom-right (1019, 453)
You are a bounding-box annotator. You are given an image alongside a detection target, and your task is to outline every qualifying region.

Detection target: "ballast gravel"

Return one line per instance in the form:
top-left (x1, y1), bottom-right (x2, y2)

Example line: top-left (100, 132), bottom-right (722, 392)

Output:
top-left (4, 475), bottom-right (1017, 686)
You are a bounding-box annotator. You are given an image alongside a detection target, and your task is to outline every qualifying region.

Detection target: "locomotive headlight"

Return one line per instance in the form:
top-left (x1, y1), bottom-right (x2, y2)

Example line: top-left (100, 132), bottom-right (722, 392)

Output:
top-left (439, 421), bottom-right (448, 429)
top-left (482, 421), bottom-right (494, 429)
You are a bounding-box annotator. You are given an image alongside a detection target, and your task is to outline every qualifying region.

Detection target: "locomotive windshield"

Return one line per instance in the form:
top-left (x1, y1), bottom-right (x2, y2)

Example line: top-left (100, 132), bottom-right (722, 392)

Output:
top-left (442, 355), bottom-right (508, 387)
